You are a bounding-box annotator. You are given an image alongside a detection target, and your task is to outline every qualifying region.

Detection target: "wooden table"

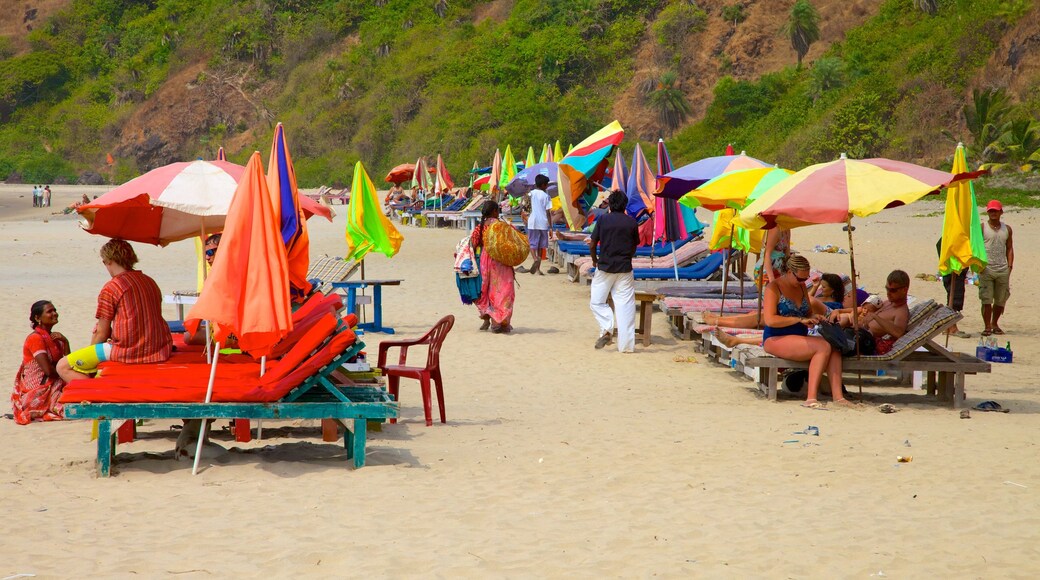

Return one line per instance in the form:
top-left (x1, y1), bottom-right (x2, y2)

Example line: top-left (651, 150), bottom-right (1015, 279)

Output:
top-left (331, 279), bottom-right (403, 334)
top-left (635, 291), bottom-right (657, 347)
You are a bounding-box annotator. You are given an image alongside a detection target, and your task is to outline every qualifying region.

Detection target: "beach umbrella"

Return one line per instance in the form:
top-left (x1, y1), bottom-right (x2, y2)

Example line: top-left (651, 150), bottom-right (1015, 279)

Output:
top-left (939, 143), bottom-right (988, 277)
top-left (469, 161), bottom-right (479, 187)
top-left (611, 148), bottom-right (628, 195)
top-left (79, 160), bottom-right (332, 246)
top-left (525, 146), bottom-right (536, 169)
top-left (556, 120), bottom-right (625, 230)
top-left (626, 143), bottom-right (655, 218)
top-left (554, 141), bottom-right (564, 164)
top-left (435, 154), bottom-right (454, 192)
top-left (540, 143), bottom-right (552, 164)
top-left (725, 143), bottom-right (735, 155)
top-left (738, 153), bottom-right (977, 340)
top-left (656, 152), bottom-right (771, 200)
top-left (499, 145), bottom-right (517, 191)
top-left (652, 139), bottom-right (685, 280)
top-left (184, 152), bottom-right (293, 473)
top-left (505, 162), bottom-right (558, 197)
top-left (385, 163), bottom-right (416, 185)
top-left (474, 174), bottom-right (491, 190)
top-left (488, 149), bottom-right (502, 196)
top-left (681, 166), bottom-right (794, 212)
top-left (346, 160), bottom-right (404, 262)
top-left (267, 122), bottom-right (311, 300)
top-left (412, 157), bottom-right (430, 192)
top-left (216, 147), bottom-right (227, 161)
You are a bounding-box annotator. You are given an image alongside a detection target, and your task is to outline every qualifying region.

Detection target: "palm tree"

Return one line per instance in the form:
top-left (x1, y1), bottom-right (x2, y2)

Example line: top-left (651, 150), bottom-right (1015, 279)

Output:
top-left (647, 71), bottom-right (691, 133)
top-left (781, 0), bottom-right (820, 68)
top-left (964, 87), bottom-right (1012, 161)
top-left (993, 119), bottom-right (1040, 165)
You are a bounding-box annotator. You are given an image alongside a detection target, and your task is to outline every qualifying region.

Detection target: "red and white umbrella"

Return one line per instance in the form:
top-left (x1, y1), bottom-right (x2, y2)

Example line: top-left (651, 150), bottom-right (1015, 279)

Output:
top-left (79, 159), bottom-right (331, 246)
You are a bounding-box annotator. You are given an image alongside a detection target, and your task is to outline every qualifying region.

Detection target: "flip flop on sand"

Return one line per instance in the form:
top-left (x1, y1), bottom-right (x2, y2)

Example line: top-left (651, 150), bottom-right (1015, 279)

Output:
top-left (992, 327), bottom-right (1005, 335)
top-left (973, 400), bottom-right (1010, 413)
top-left (801, 400), bottom-right (826, 409)
top-left (981, 329), bottom-right (993, 336)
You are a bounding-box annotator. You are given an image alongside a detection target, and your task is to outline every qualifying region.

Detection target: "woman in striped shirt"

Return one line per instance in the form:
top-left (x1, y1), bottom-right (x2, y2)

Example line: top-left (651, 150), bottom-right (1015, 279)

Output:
top-left (57, 239), bottom-right (172, 383)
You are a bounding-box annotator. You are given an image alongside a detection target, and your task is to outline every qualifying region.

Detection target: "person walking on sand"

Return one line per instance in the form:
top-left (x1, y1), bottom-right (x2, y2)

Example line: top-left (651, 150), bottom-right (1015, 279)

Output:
top-left (590, 191), bottom-right (639, 352)
top-left (521, 174), bottom-right (552, 275)
top-left (472, 201), bottom-right (516, 334)
top-left (980, 200), bottom-right (1013, 336)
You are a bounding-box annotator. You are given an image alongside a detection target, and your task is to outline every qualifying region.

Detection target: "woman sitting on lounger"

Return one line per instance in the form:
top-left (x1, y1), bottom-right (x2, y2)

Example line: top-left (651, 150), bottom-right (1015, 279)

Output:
top-left (57, 239), bottom-right (172, 383)
top-left (759, 255), bottom-right (847, 407)
top-left (12, 300), bottom-right (71, 424)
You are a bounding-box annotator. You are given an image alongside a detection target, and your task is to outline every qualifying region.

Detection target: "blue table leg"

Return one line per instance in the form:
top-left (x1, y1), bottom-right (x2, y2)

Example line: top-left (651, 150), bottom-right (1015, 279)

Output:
top-left (346, 287), bottom-right (358, 317)
top-left (352, 418), bottom-right (367, 468)
top-left (97, 419), bottom-right (112, 477)
top-left (357, 285), bottom-right (395, 334)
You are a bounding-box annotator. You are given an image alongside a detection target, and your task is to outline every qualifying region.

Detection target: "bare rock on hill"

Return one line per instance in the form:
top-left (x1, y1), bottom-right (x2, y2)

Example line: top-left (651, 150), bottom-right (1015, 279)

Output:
top-left (5, 171), bottom-right (24, 184)
top-left (53, 175), bottom-right (70, 185)
top-left (78, 171), bottom-right (106, 185)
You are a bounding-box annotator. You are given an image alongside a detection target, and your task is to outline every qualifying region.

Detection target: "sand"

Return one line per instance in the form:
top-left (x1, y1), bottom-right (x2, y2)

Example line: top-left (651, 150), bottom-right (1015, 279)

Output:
top-left (1, 183), bottom-right (1038, 577)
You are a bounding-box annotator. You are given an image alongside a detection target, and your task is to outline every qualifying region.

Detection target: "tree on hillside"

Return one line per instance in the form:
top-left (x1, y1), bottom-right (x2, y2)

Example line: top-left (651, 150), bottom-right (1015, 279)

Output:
top-left (781, 0), bottom-right (820, 68)
top-left (647, 71), bottom-right (691, 133)
top-left (913, 0), bottom-right (938, 15)
top-left (964, 87), bottom-right (1013, 162)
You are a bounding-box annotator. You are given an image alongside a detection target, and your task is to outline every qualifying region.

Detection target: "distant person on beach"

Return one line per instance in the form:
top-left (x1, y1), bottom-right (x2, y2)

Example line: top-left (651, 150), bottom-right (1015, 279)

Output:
top-left (758, 227), bottom-right (791, 283)
top-left (32, 185), bottom-right (40, 208)
top-left (12, 300), bottom-right (71, 424)
top-left (43, 185), bottom-right (51, 207)
top-left (520, 174), bottom-right (552, 276)
top-left (57, 239), bottom-right (172, 383)
top-left (758, 255), bottom-right (847, 408)
top-left (980, 200), bottom-right (1013, 336)
top-left (472, 201), bottom-right (516, 334)
top-left (589, 191), bottom-right (639, 352)
top-left (183, 234), bottom-right (225, 345)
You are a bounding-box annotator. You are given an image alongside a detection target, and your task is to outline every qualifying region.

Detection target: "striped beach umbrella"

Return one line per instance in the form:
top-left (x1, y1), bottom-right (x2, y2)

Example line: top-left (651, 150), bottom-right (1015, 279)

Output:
top-left (625, 143), bottom-right (654, 218)
top-left (556, 120), bottom-right (625, 230)
top-left (656, 152), bottom-right (771, 200)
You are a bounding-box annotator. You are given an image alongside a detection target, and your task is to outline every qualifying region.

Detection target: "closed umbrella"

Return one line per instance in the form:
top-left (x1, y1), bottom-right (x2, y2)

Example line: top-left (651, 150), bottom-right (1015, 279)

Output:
top-left (611, 148), bottom-right (628, 195)
top-left (346, 160), bottom-right (404, 262)
top-left (939, 143), bottom-right (988, 276)
top-left (626, 143), bottom-right (654, 218)
top-left (267, 122), bottom-right (311, 300)
top-left (653, 139), bottom-right (684, 280)
top-left (499, 145), bottom-right (517, 192)
top-left (184, 152), bottom-right (293, 473)
top-left (525, 146), bottom-right (536, 169)
top-left (216, 147), bottom-right (227, 161)
top-left (488, 149), bottom-right (502, 197)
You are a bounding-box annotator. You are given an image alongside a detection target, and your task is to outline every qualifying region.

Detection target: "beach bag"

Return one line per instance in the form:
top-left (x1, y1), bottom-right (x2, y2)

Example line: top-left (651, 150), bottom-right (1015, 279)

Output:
top-left (484, 220), bottom-right (529, 267)
top-left (454, 236), bottom-right (479, 278)
top-left (818, 322), bottom-right (876, 357)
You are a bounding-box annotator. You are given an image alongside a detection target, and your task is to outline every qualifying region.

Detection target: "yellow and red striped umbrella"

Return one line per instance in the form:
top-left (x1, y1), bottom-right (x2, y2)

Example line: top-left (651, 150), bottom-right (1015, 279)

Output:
top-left (737, 154), bottom-right (974, 230)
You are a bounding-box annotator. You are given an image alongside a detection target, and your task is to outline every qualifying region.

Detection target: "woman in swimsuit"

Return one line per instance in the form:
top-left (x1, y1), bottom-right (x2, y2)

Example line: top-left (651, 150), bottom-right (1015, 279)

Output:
top-left (761, 255), bottom-right (847, 407)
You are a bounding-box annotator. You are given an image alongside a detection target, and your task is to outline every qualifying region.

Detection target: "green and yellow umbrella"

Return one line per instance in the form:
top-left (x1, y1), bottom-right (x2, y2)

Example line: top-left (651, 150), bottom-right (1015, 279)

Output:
top-left (939, 143), bottom-right (987, 276)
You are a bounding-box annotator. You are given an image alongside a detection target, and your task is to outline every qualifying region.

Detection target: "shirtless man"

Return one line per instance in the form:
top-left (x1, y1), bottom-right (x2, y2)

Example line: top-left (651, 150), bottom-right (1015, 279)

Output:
top-left (829, 270), bottom-right (910, 355)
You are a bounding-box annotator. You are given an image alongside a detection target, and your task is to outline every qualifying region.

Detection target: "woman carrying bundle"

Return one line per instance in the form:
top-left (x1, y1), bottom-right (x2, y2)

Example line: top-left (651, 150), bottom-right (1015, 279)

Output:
top-left (471, 201), bottom-right (517, 334)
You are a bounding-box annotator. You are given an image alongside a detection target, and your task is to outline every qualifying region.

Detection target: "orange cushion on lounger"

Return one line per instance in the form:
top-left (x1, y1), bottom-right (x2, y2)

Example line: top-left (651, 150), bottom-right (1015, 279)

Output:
top-left (259, 313), bottom-right (340, 384)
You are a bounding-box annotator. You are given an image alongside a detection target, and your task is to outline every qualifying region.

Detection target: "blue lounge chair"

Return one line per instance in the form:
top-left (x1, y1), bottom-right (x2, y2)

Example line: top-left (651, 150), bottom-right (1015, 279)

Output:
top-left (630, 252), bottom-right (725, 280)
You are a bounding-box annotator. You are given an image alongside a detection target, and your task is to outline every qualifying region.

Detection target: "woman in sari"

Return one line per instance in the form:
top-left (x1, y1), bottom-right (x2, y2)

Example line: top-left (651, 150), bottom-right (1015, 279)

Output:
top-left (471, 200), bottom-right (516, 334)
top-left (12, 300), bottom-right (71, 424)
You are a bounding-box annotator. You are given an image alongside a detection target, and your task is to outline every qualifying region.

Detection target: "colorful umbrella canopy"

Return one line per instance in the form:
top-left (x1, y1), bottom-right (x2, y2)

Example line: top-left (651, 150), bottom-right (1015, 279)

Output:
top-left (656, 152), bottom-right (771, 200)
top-left (626, 143), bottom-right (654, 218)
top-left (385, 163), bottom-right (416, 184)
top-left (505, 162), bottom-right (558, 197)
top-left (939, 143), bottom-right (988, 276)
top-left (611, 148), bottom-right (628, 195)
top-left (737, 154), bottom-right (971, 230)
top-left (79, 160), bottom-right (249, 246)
top-left (474, 174), bottom-right (491, 190)
top-left (412, 157), bottom-right (430, 191)
top-left (488, 149), bottom-right (502, 195)
top-left (499, 145), bottom-right (517, 191)
top-left (435, 154), bottom-right (454, 192)
top-left (185, 151), bottom-right (293, 358)
top-left (79, 160), bottom-right (331, 246)
top-left (681, 167), bottom-right (794, 212)
top-left (557, 120), bottom-right (625, 230)
top-left (267, 122), bottom-right (311, 299)
top-left (653, 139), bottom-right (686, 243)
top-left (346, 161), bottom-right (404, 261)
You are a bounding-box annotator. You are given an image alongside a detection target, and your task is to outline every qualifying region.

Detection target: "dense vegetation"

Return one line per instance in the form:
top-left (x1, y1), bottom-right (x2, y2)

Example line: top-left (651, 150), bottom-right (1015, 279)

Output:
top-left (0, 0), bottom-right (1037, 204)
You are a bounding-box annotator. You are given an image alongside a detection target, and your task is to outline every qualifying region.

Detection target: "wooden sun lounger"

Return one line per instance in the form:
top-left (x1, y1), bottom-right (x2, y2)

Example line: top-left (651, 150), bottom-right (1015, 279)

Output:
top-left (723, 303), bottom-right (990, 407)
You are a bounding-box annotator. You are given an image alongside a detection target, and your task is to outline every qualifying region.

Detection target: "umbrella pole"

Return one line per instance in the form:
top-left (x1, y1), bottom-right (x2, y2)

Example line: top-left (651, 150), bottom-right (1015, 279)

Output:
top-left (846, 216), bottom-right (862, 400)
top-left (739, 251), bottom-right (746, 308)
top-left (672, 241), bottom-right (678, 281)
top-left (718, 224), bottom-right (735, 320)
top-left (192, 341), bottom-right (220, 476)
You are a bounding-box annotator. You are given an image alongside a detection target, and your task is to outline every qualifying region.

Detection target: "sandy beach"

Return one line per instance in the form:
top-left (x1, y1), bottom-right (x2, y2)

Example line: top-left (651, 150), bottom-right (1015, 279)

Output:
top-left (1, 183), bottom-right (1038, 577)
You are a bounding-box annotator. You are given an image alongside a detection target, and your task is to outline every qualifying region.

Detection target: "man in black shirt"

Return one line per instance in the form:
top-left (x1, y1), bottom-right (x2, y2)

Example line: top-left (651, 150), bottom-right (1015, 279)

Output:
top-left (590, 190), bottom-right (640, 351)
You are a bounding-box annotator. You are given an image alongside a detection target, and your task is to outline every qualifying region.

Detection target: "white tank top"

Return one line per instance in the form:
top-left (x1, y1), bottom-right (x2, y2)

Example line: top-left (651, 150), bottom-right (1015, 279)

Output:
top-left (982, 221), bottom-right (1009, 273)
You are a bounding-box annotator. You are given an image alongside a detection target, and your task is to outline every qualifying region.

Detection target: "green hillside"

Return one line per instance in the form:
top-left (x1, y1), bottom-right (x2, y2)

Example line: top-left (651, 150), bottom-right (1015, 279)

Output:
top-left (0, 0), bottom-right (1037, 203)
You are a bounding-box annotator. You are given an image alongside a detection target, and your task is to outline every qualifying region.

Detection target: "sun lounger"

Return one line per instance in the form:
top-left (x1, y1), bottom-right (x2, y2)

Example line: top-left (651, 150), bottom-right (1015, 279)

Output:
top-left (568, 240), bottom-right (711, 283)
top-left (555, 234), bottom-right (695, 261)
top-left (730, 303), bottom-right (989, 407)
top-left (307, 255), bottom-right (361, 295)
top-left (625, 252), bottom-right (725, 281)
top-left (61, 313), bottom-right (398, 476)
top-left (659, 297), bottom-right (756, 339)
top-left (424, 195), bottom-right (486, 228)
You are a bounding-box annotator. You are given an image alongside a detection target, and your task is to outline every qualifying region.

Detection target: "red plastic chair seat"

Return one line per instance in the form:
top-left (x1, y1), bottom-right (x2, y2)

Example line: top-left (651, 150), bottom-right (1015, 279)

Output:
top-left (377, 315), bottom-right (454, 426)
